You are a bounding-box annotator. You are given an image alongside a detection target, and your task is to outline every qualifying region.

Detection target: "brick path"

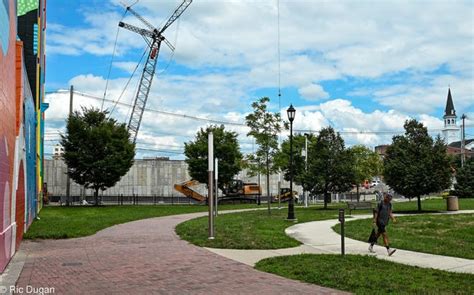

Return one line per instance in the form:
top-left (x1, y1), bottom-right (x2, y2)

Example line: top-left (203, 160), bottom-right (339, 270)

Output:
top-left (16, 213), bottom-right (347, 294)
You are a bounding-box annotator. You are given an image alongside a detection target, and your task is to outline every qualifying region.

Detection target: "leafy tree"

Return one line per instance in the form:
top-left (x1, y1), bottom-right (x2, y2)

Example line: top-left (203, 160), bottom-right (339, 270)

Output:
top-left (303, 127), bottom-right (355, 209)
top-left (349, 145), bottom-right (383, 201)
top-left (384, 120), bottom-right (451, 211)
top-left (274, 133), bottom-right (317, 190)
top-left (245, 97), bottom-right (282, 213)
top-left (61, 107), bottom-right (135, 205)
top-left (184, 125), bottom-right (242, 189)
top-left (454, 158), bottom-right (474, 198)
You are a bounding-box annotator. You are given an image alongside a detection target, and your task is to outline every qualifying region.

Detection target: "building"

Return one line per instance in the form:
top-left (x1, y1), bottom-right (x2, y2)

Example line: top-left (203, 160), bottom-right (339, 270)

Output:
top-left (53, 144), bottom-right (65, 158)
top-left (447, 139), bottom-right (474, 158)
top-left (374, 145), bottom-right (389, 159)
top-left (0, 0), bottom-right (47, 273)
top-left (442, 88), bottom-right (461, 145)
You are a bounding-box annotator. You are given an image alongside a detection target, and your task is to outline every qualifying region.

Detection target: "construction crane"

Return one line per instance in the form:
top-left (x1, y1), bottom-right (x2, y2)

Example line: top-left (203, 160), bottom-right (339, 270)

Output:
top-left (118, 0), bottom-right (192, 143)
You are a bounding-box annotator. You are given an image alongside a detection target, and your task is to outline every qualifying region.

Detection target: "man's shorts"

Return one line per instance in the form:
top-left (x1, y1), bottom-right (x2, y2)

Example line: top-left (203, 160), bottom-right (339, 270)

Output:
top-left (376, 222), bottom-right (386, 234)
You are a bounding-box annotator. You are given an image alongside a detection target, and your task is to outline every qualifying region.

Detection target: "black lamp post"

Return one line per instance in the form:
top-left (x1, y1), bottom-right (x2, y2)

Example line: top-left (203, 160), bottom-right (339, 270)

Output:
top-left (287, 104), bottom-right (296, 220)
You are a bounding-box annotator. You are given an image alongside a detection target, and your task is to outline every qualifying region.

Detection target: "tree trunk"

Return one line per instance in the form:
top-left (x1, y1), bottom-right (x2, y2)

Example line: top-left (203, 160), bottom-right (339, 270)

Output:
top-left (94, 188), bottom-right (99, 206)
top-left (266, 153), bottom-right (271, 215)
top-left (356, 184), bottom-right (360, 202)
top-left (323, 183), bottom-right (329, 209)
top-left (417, 195), bottom-right (422, 212)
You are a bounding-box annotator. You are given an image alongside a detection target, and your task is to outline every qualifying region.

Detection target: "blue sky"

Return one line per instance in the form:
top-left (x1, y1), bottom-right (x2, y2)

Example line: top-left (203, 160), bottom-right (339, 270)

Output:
top-left (44, 0), bottom-right (474, 158)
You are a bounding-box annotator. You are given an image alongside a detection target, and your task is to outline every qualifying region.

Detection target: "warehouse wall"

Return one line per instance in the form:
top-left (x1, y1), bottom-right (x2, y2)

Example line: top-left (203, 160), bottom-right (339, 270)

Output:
top-left (44, 158), bottom-right (302, 199)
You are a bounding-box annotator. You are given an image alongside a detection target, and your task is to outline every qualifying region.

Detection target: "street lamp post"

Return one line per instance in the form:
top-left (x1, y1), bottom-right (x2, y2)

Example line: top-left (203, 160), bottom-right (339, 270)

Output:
top-left (287, 104), bottom-right (296, 220)
top-left (304, 133), bottom-right (309, 207)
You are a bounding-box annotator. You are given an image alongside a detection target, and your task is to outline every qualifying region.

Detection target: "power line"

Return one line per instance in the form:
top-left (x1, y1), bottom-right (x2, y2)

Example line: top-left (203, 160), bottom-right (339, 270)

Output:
top-left (45, 89), bottom-right (474, 135)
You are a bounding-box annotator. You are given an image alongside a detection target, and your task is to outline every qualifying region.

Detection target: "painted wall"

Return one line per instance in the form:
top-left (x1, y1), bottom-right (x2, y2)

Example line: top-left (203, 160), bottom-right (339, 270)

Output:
top-left (0, 0), bottom-right (42, 273)
top-left (0, 0), bottom-right (18, 273)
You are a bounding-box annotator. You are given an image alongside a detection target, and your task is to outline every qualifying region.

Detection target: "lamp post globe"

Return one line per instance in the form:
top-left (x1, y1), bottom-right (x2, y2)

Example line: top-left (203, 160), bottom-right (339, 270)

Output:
top-left (287, 104), bottom-right (296, 220)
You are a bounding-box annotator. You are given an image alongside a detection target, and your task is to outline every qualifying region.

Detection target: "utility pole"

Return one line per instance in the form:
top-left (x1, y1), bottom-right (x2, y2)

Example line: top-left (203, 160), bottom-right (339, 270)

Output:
top-left (461, 114), bottom-right (466, 168)
top-left (65, 85), bottom-right (73, 206)
top-left (215, 158), bottom-right (218, 216)
top-left (208, 132), bottom-right (214, 239)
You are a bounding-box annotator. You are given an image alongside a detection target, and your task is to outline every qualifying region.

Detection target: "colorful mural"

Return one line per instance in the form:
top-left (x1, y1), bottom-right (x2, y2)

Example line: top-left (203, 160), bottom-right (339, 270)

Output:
top-left (0, 0), bottom-right (45, 272)
top-left (0, 0), bottom-right (17, 273)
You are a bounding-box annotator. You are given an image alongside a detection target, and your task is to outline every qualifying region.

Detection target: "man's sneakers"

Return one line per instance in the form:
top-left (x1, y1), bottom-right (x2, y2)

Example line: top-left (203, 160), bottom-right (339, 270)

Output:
top-left (368, 245), bottom-right (376, 253)
top-left (369, 245), bottom-right (396, 256)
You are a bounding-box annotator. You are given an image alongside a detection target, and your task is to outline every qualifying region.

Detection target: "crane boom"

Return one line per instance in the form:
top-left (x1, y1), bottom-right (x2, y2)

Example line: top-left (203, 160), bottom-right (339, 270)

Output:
top-left (159, 0), bottom-right (192, 33)
top-left (127, 41), bottom-right (161, 143)
top-left (118, 22), bottom-right (156, 39)
top-left (118, 0), bottom-right (192, 143)
top-left (123, 4), bottom-right (157, 32)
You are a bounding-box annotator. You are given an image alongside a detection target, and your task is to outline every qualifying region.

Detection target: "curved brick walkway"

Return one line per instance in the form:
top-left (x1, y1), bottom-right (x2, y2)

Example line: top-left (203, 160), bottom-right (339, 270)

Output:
top-left (15, 212), bottom-right (346, 294)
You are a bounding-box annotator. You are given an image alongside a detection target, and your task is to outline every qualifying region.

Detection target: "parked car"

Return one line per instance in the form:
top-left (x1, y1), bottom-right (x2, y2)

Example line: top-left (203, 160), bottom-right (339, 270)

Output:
top-left (370, 180), bottom-right (381, 187)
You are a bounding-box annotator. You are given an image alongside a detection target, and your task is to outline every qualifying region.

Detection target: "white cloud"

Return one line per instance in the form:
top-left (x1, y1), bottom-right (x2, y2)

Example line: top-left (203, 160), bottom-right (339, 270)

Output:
top-left (44, 1), bottom-right (474, 156)
top-left (298, 84), bottom-right (329, 101)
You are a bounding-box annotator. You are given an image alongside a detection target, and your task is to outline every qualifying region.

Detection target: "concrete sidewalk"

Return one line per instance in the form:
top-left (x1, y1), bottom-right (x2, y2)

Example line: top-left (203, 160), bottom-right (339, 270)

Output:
top-left (207, 210), bottom-right (474, 274)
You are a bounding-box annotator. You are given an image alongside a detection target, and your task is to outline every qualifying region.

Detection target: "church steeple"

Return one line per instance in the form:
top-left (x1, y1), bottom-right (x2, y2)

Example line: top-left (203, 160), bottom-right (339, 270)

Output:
top-left (444, 88), bottom-right (456, 118)
top-left (442, 88), bottom-right (460, 144)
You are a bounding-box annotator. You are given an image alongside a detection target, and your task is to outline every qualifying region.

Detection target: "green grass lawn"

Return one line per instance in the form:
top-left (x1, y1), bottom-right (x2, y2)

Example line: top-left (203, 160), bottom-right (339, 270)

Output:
top-left (176, 207), bottom-right (351, 249)
top-left (24, 204), bottom-right (261, 239)
top-left (255, 254), bottom-right (474, 295)
top-left (390, 197), bottom-right (474, 212)
top-left (333, 213), bottom-right (474, 259)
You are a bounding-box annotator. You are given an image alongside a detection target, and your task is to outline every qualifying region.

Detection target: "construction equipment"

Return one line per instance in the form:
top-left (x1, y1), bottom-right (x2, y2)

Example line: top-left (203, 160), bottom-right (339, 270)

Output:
top-left (173, 180), bottom-right (206, 203)
top-left (274, 188), bottom-right (299, 203)
top-left (174, 179), bottom-right (261, 203)
top-left (221, 179), bottom-right (261, 203)
top-left (118, 0), bottom-right (192, 143)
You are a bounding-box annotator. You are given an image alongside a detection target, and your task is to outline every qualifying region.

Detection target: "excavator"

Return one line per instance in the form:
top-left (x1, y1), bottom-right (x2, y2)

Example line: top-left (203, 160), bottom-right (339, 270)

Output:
top-left (174, 179), bottom-right (261, 203)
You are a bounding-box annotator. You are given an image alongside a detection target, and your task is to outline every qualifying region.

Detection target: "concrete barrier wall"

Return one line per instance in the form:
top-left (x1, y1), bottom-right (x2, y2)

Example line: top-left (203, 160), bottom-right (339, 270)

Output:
top-left (44, 158), bottom-right (303, 198)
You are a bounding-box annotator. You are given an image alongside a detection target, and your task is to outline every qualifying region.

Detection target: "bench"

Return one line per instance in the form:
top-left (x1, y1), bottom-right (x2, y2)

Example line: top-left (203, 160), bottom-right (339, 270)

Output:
top-left (346, 201), bottom-right (373, 215)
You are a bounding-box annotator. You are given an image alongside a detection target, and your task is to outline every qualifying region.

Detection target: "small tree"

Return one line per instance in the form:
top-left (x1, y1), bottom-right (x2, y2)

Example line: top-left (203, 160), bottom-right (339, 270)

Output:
top-left (304, 127), bottom-right (355, 209)
top-left (184, 125), bottom-right (242, 189)
top-left (454, 158), bottom-right (474, 198)
top-left (384, 119), bottom-right (451, 211)
top-left (61, 107), bottom-right (135, 205)
top-left (349, 145), bottom-right (383, 201)
top-left (245, 97), bottom-right (282, 214)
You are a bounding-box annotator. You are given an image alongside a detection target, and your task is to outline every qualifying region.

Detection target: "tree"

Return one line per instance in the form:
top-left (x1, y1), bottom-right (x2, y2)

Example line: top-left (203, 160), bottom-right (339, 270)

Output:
top-left (61, 107), bottom-right (135, 205)
top-left (245, 97), bottom-right (282, 213)
top-left (303, 127), bottom-right (355, 209)
top-left (274, 133), bottom-right (317, 191)
top-left (349, 145), bottom-right (383, 201)
top-left (454, 158), bottom-right (474, 198)
top-left (384, 119), bottom-right (451, 211)
top-left (184, 125), bottom-right (242, 189)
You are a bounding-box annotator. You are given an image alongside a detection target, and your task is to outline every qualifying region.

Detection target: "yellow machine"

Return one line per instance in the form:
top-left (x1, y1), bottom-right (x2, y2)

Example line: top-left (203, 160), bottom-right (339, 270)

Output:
top-left (222, 179), bottom-right (261, 201)
top-left (174, 179), bottom-right (261, 203)
top-left (173, 180), bottom-right (207, 202)
top-left (274, 188), bottom-right (299, 203)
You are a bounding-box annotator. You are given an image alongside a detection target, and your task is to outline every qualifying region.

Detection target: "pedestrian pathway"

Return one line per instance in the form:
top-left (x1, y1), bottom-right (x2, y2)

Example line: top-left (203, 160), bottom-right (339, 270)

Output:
top-left (7, 211), bottom-right (345, 295)
top-left (207, 210), bottom-right (474, 274)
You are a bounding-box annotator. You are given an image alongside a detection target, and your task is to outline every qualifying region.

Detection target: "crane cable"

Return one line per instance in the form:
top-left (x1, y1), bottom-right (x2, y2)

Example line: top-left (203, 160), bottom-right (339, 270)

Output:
top-left (108, 46), bottom-right (149, 118)
top-left (101, 9), bottom-right (129, 111)
top-left (157, 17), bottom-right (180, 75)
top-left (277, 0), bottom-right (282, 143)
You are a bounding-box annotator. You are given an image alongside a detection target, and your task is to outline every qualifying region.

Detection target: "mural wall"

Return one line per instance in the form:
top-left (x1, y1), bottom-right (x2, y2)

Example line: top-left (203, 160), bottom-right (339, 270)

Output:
top-left (0, 0), bottom-right (45, 272)
top-left (0, 0), bottom-right (18, 273)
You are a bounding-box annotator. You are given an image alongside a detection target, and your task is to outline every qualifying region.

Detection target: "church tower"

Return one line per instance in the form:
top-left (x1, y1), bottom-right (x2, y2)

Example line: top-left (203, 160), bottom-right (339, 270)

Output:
top-left (442, 88), bottom-right (460, 144)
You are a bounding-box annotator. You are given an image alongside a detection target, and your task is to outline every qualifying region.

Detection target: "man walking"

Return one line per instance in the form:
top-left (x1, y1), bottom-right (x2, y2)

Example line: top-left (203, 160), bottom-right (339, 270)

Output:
top-left (369, 193), bottom-right (397, 256)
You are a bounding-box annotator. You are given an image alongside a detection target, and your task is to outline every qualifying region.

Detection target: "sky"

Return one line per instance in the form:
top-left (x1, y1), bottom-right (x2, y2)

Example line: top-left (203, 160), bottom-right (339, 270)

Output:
top-left (44, 0), bottom-right (474, 159)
